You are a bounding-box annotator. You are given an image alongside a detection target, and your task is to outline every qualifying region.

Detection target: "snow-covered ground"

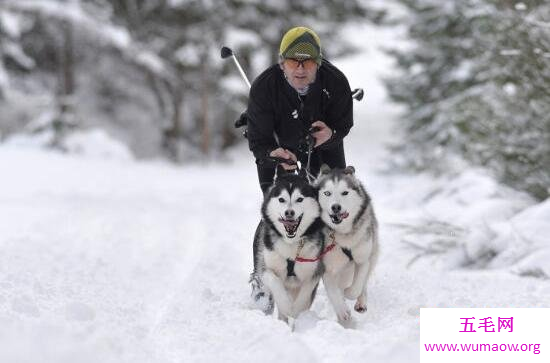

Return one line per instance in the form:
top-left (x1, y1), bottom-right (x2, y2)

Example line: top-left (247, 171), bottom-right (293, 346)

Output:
top-left (1, 22), bottom-right (549, 363)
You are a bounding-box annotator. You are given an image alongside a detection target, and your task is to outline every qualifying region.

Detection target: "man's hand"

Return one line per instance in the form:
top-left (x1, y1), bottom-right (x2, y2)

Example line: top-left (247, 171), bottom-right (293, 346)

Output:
top-left (311, 120), bottom-right (333, 147)
top-left (270, 148), bottom-right (297, 170)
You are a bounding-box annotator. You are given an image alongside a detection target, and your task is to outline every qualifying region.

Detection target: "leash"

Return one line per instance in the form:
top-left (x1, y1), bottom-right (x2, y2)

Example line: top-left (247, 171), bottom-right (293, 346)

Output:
top-left (304, 134), bottom-right (315, 183)
top-left (303, 125), bottom-right (321, 183)
top-left (264, 126), bottom-right (320, 182)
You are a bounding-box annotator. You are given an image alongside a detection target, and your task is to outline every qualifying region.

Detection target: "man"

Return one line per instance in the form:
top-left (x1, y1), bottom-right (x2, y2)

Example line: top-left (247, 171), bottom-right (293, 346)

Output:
top-left (247, 26), bottom-right (354, 311)
top-left (247, 26), bottom-right (354, 193)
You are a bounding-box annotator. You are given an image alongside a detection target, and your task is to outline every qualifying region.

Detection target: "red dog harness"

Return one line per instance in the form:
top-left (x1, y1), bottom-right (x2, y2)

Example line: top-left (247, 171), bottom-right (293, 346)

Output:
top-left (295, 243), bottom-right (336, 262)
top-left (294, 231), bottom-right (336, 263)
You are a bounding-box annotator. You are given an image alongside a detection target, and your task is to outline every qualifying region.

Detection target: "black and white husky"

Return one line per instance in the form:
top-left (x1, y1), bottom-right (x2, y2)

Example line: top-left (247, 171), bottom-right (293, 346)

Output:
top-left (316, 165), bottom-right (379, 325)
top-left (251, 173), bottom-right (325, 322)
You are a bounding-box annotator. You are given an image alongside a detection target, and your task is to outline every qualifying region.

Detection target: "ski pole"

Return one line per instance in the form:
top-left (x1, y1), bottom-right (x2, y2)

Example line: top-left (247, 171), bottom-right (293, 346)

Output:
top-left (221, 46), bottom-right (251, 89)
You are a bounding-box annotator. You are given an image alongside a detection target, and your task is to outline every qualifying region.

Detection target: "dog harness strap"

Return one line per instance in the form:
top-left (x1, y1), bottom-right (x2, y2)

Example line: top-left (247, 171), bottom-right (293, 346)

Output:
top-left (286, 258), bottom-right (296, 277)
top-left (295, 243), bottom-right (336, 263)
top-left (341, 247), bottom-right (353, 261)
top-left (294, 239), bottom-right (306, 260)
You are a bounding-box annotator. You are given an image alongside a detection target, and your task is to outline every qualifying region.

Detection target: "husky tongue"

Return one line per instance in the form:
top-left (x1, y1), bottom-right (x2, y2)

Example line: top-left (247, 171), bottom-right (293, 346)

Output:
top-left (330, 211), bottom-right (349, 225)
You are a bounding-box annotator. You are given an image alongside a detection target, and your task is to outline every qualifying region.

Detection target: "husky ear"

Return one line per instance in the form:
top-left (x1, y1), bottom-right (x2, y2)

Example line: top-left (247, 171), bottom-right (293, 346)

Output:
top-left (343, 166), bottom-right (355, 175)
top-left (319, 164), bottom-right (331, 175)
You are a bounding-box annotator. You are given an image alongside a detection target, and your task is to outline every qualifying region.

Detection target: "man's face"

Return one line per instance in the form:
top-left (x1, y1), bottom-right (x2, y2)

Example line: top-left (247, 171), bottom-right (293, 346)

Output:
top-left (280, 58), bottom-right (318, 91)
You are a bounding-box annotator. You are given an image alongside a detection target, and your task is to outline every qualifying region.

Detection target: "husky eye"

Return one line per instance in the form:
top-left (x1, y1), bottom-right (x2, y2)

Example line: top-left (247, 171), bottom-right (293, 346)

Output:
top-left (342, 191), bottom-right (349, 196)
top-left (278, 197), bottom-right (285, 203)
top-left (296, 197), bottom-right (304, 203)
top-left (324, 191), bottom-right (332, 197)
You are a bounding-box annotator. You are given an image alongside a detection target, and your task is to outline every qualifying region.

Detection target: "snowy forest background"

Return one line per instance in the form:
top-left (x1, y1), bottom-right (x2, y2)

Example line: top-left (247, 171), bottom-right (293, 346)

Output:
top-left (1, 0), bottom-right (548, 200)
top-left (0, 0), bottom-right (385, 160)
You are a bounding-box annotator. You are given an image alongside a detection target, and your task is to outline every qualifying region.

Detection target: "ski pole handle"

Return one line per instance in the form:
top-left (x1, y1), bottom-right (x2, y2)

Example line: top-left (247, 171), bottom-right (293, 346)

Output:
top-left (352, 88), bottom-right (364, 101)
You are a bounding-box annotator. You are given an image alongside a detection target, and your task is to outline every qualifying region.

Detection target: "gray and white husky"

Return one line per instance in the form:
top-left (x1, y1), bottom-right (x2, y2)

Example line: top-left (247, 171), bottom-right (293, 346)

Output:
top-left (316, 165), bottom-right (379, 325)
top-left (251, 173), bottom-right (325, 322)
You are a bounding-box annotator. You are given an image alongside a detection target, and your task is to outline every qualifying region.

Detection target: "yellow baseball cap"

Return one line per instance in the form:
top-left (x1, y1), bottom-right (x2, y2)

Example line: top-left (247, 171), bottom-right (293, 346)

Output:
top-left (279, 27), bottom-right (322, 65)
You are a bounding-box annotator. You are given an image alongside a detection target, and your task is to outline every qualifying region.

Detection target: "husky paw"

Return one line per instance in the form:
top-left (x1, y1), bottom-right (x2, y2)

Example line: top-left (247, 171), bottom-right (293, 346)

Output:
top-left (344, 286), bottom-right (362, 300)
top-left (251, 285), bottom-right (274, 315)
top-left (354, 300), bottom-right (367, 313)
top-left (257, 292), bottom-right (275, 315)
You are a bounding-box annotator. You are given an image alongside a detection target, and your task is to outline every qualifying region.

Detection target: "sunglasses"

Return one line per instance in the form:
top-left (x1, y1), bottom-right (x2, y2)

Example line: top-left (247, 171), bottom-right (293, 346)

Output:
top-left (284, 58), bottom-right (318, 70)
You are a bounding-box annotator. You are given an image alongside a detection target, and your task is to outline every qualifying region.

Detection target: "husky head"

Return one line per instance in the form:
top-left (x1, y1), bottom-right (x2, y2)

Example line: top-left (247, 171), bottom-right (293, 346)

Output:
top-left (316, 165), bottom-right (370, 233)
top-left (262, 173), bottom-right (320, 242)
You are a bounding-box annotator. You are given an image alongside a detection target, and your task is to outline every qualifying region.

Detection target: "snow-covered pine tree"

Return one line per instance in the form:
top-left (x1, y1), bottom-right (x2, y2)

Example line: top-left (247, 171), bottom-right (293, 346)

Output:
top-left (107, 0), bottom-right (228, 160)
top-left (384, 0), bottom-right (481, 171)
top-left (386, 0), bottom-right (550, 200)
top-left (0, 0), bottom-right (162, 151)
top-left (466, 1), bottom-right (550, 200)
top-left (221, 0), bottom-right (385, 75)
top-left (0, 8), bottom-right (36, 100)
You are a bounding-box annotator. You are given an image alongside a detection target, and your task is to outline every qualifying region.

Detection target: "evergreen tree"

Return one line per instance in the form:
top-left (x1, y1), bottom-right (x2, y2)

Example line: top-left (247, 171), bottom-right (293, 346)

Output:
top-left (0, 7), bottom-right (36, 100)
top-left (469, 1), bottom-right (550, 200)
top-left (386, 0), bottom-right (550, 200)
top-left (222, 0), bottom-right (385, 73)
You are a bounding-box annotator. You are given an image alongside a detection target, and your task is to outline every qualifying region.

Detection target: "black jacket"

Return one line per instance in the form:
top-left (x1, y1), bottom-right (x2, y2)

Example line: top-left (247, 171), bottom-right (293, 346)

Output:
top-left (247, 60), bottom-right (353, 191)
